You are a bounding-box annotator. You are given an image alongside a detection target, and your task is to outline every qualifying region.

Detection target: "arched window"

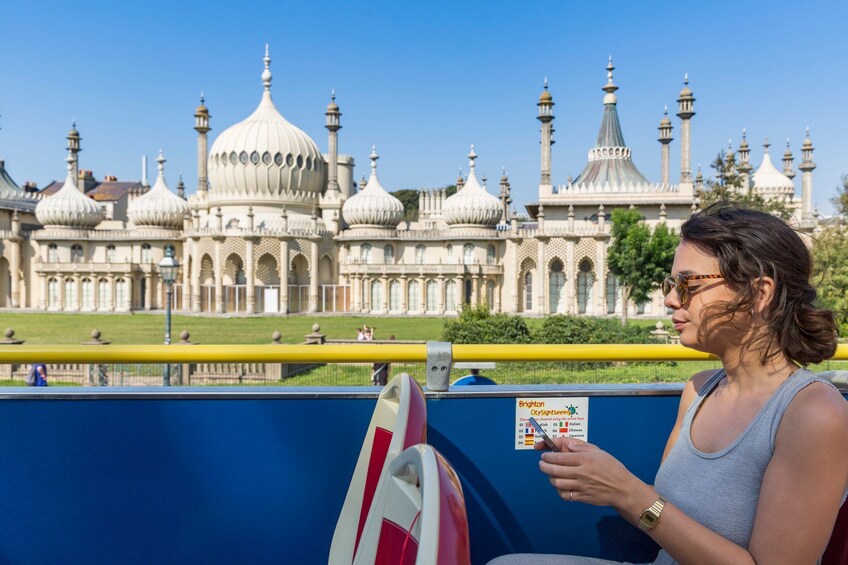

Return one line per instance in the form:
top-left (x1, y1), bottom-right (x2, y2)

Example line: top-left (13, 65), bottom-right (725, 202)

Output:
top-left (81, 278), bottom-right (93, 310)
top-left (463, 243), bottom-right (475, 265)
top-left (370, 279), bottom-right (383, 311)
top-left (407, 279), bottom-right (420, 311)
top-left (71, 244), bottom-right (83, 263)
top-left (464, 279), bottom-right (472, 305)
top-left (415, 245), bottom-right (426, 264)
top-left (524, 272), bottom-right (533, 311)
top-left (361, 243), bottom-right (372, 265)
top-left (389, 280), bottom-right (401, 311)
top-left (577, 259), bottom-right (594, 315)
top-left (486, 280), bottom-right (495, 309)
top-left (383, 245), bottom-right (394, 264)
top-left (47, 277), bottom-right (59, 308)
top-left (487, 245), bottom-right (496, 265)
top-left (64, 278), bottom-right (76, 308)
top-left (106, 245), bottom-right (116, 263)
top-left (549, 259), bottom-right (566, 314)
top-left (606, 273), bottom-right (619, 315)
top-left (47, 243), bottom-right (58, 263)
top-left (445, 280), bottom-right (456, 312)
top-left (426, 280), bottom-right (437, 312)
top-left (98, 278), bottom-right (110, 309)
top-left (141, 243), bottom-right (152, 264)
top-left (115, 279), bottom-right (127, 310)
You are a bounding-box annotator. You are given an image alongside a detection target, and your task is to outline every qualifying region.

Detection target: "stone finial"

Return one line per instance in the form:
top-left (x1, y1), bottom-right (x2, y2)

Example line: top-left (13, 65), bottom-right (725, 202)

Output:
top-left (312, 323), bottom-right (320, 332)
top-left (83, 329), bottom-right (111, 345)
top-left (271, 331), bottom-right (282, 344)
top-left (1, 328), bottom-right (24, 345)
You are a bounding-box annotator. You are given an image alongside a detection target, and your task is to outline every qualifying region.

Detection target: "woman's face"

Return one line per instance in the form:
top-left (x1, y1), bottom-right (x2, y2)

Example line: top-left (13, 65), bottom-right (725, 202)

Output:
top-left (664, 240), bottom-right (739, 355)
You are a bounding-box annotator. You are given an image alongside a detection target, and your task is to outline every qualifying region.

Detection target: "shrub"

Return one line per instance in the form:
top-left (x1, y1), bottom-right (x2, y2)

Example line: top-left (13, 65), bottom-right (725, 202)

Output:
top-left (442, 304), bottom-right (531, 344)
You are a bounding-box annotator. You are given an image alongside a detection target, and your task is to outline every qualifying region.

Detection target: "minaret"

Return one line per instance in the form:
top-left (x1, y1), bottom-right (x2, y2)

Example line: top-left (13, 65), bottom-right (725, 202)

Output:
top-left (67, 122), bottom-right (81, 186)
top-left (177, 174), bottom-right (185, 199)
top-left (676, 74), bottom-right (696, 183)
top-left (499, 167), bottom-right (512, 223)
top-left (456, 168), bottom-right (465, 190)
top-left (798, 127), bottom-right (815, 223)
top-left (694, 164), bottom-right (704, 191)
top-left (325, 90), bottom-right (341, 193)
top-left (658, 106), bottom-right (673, 185)
top-left (194, 93), bottom-right (211, 194)
top-left (782, 138), bottom-right (796, 180)
top-left (537, 78), bottom-right (555, 187)
top-left (737, 129), bottom-right (752, 194)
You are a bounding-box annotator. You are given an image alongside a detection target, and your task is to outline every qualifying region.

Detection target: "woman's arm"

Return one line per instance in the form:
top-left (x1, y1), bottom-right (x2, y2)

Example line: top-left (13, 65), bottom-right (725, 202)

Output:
top-left (539, 382), bottom-right (848, 564)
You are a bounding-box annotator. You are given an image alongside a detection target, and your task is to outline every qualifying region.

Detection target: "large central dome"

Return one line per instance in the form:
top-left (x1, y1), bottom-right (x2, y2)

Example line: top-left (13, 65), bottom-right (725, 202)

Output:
top-left (207, 46), bottom-right (326, 207)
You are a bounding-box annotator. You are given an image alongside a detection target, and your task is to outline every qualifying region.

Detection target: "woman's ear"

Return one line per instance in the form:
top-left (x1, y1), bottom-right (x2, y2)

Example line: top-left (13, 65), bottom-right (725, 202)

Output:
top-left (752, 276), bottom-right (776, 317)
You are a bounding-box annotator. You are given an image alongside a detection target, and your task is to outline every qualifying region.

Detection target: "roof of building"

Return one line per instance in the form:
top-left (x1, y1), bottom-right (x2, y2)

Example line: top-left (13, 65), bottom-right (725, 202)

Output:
top-left (0, 159), bottom-right (39, 212)
top-left (40, 179), bottom-right (142, 200)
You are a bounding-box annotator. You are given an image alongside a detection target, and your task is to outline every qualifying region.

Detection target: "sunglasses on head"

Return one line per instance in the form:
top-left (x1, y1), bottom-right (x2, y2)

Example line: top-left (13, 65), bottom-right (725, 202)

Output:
top-left (661, 273), bottom-right (723, 303)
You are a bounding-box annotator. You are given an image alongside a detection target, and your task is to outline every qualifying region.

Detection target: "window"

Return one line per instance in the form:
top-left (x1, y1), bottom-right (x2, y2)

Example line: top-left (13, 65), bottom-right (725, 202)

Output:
top-left (524, 272), bottom-right (533, 311)
top-left (99, 279), bottom-right (110, 309)
top-left (577, 259), bottom-right (594, 315)
top-left (464, 279), bottom-right (472, 305)
top-left (445, 280), bottom-right (456, 312)
top-left (81, 278), bottom-right (93, 310)
top-left (64, 279), bottom-right (76, 308)
top-left (415, 245), bottom-right (425, 265)
top-left (389, 280), bottom-right (401, 311)
top-left (370, 280), bottom-right (382, 311)
top-left (361, 244), bottom-right (372, 264)
top-left (407, 280), bottom-right (420, 311)
top-left (487, 245), bottom-right (496, 265)
top-left (446, 244), bottom-right (453, 260)
top-left (426, 280), bottom-right (437, 312)
top-left (606, 273), bottom-right (619, 315)
top-left (549, 260), bottom-right (565, 314)
top-left (47, 278), bottom-right (59, 308)
top-left (47, 243), bottom-right (58, 263)
top-left (383, 245), bottom-right (394, 264)
top-left (106, 245), bottom-right (116, 263)
top-left (486, 280), bottom-right (495, 309)
top-left (141, 243), bottom-right (152, 264)
top-left (71, 244), bottom-right (83, 262)
top-left (463, 243), bottom-right (474, 265)
top-left (115, 279), bottom-right (127, 310)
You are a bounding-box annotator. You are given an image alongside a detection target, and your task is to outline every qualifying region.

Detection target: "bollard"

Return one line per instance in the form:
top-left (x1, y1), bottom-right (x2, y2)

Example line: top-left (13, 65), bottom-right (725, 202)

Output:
top-left (82, 329), bottom-right (111, 386)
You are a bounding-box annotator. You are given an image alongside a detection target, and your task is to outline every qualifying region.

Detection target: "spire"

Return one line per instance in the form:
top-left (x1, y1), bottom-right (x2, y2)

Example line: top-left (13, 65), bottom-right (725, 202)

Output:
top-left (468, 144), bottom-right (477, 177)
top-left (783, 138), bottom-right (795, 179)
top-left (763, 138), bottom-right (770, 153)
top-left (370, 145), bottom-right (379, 175)
top-left (602, 56), bottom-right (618, 101)
top-left (156, 149), bottom-right (166, 179)
top-left (262, 44), bottom-right (272, 91)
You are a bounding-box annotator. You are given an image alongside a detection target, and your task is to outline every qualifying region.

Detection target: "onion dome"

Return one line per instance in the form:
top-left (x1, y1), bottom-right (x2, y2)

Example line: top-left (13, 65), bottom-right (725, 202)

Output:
top-left (128, 151), bottom-right (188, 228)
top-left (442, 146), bottom-right (502, 227)
top-left (342, 147), bottom-right (404, 228)
top-left (207, 45), bottom-right (326, 205)
top-left (539, 78), bottom-right (553, 104)
top-left (326, 90), bottom-right (339, 112)
top-left (752, 139), bottom-right (795, 197)
top-left (679, 73), bottom-right (693, 97)
top-left (659, 106), bottom-right (671, 127)
top-left (36, 152), bottom-right (103, 228)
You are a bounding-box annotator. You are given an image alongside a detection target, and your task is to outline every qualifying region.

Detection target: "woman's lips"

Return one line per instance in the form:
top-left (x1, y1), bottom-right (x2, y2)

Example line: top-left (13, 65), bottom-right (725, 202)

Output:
top-left (672, 320), bottom-right (686, 331)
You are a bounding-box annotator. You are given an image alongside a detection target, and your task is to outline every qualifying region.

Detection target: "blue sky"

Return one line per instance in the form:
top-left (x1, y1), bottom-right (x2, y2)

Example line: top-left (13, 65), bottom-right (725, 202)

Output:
top-left (2, 0), bottom-right (846, 214)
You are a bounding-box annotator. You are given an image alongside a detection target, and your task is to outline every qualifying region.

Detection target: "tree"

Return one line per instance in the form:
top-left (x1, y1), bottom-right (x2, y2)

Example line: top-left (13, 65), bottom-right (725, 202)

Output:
top-left (697, 150), bottom-right (793, 220)
top-left (607, 209), bottom-right (679, 325)
top-left (813, 175), bottom-right (848, 336)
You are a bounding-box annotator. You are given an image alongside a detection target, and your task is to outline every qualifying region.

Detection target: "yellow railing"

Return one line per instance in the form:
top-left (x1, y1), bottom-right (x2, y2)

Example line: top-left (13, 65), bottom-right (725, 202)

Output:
top-left (1, 344), bottom-right (847, 364)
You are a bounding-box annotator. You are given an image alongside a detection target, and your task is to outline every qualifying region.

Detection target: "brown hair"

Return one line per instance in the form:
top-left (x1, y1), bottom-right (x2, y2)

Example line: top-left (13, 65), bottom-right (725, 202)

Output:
top-left (680, 201), bottom-right (837, 365)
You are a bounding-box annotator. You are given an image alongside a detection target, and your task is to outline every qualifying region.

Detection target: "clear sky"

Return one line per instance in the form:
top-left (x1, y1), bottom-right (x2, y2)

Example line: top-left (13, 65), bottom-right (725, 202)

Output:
top-left (2, 0), bottom-right (846, 214)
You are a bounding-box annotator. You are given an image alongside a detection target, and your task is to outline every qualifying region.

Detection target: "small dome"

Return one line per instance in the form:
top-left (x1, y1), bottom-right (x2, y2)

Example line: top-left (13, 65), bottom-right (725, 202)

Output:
top-left (128, 151), bottom-right (188, 228)
top-left (679, 74), bottom-right (693, 97)
top-left (342, 147), bottom-right (404, 228)
top-left (36, 154), bottom-right (103, 228)
top-left (442, 146), bottom-right (502, 227)
top-left (539, 78), bottom-right (552, 103)
top-left (326, 92), bottom-right (339, 112)
top-left (752, 144), bottom-right (795, 196)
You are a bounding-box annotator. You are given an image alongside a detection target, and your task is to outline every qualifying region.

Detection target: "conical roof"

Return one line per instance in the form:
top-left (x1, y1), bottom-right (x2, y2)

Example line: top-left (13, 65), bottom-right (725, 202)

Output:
top-left (0, 159), bottom-right (38, 212)
top-left (752, 141), bottom-right (794, 196)
top-left (128, 151), bottom-right (188, 228)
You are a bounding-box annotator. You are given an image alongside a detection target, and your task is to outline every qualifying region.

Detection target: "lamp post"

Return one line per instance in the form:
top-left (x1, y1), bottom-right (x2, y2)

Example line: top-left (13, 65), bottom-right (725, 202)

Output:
top-left (158, 244), bottom-right (180, 386)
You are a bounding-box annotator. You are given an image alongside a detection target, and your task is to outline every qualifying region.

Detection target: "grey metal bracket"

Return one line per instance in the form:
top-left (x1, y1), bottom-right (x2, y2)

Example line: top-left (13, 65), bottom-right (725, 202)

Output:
top-left (425, 341), bottom-right (453, 392)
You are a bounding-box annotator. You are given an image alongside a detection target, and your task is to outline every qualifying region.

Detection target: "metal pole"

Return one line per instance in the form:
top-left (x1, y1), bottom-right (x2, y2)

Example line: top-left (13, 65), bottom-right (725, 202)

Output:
top-left (164, 283), bottom-right (172, 386)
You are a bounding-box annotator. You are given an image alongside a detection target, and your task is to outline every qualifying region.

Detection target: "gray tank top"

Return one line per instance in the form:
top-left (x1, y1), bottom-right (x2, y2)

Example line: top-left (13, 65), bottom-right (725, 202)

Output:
top-left (651, 368), bottom-right (846, 565)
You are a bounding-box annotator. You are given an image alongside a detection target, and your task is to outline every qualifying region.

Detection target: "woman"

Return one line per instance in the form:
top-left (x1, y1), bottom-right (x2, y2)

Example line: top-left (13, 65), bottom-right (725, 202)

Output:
top-left (490, 203), bottom-right (848, 564)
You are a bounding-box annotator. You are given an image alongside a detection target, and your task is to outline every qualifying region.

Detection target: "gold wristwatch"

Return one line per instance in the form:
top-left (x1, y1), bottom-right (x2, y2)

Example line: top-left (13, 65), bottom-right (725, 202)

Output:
top-left (638, 496), bottom-right (667, 531)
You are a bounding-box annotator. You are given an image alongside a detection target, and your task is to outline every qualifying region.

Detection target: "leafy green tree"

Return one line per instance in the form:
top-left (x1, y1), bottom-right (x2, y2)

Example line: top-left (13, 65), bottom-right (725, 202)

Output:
top-left (607, 209), bottom-right (679, 325)
top-left (697, 150), bottom-right (793, 220)
top-left (813, 175), bottom-right (848, 336)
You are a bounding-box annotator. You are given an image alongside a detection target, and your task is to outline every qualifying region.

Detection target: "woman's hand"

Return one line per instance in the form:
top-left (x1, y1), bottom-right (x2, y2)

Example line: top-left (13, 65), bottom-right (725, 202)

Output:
top-left (537, 437), bottom-right (654, 515)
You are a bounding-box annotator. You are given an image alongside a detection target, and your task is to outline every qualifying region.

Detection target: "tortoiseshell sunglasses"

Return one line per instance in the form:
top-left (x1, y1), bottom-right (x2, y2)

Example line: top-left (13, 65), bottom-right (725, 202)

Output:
top-left (661, 273), bottom-right (723, 303)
